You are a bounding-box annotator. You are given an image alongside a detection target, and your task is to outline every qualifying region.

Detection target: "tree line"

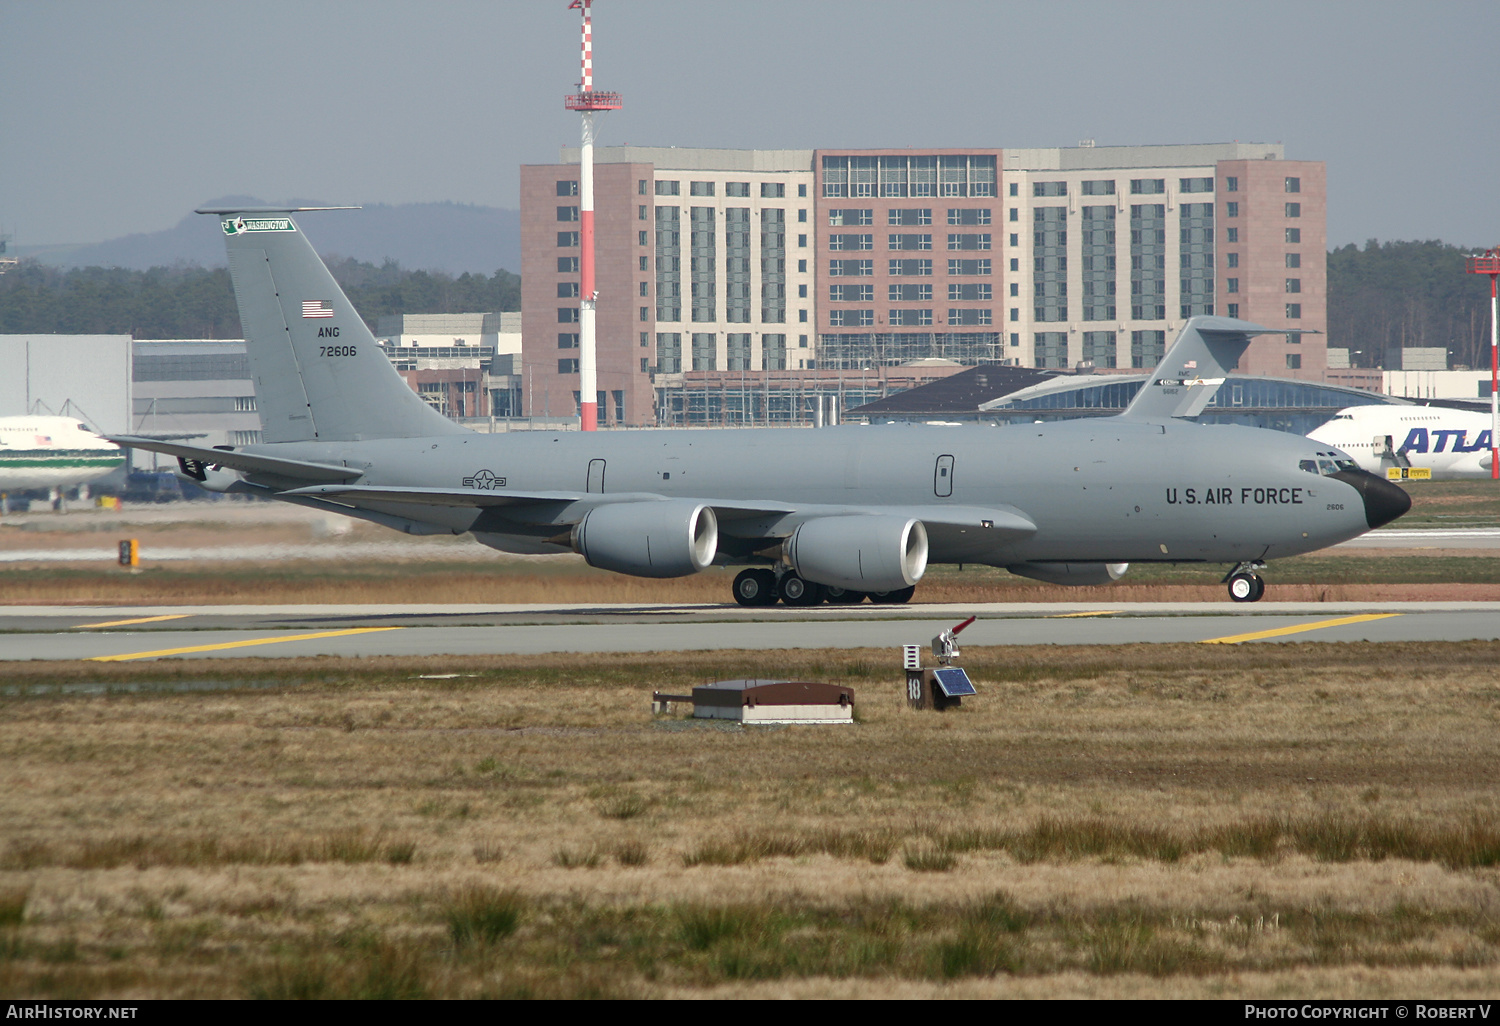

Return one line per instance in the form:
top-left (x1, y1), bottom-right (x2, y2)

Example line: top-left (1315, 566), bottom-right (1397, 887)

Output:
top-left (0, 258), bottom-right (520, 339)
top-left (1327, 239), bottom-right (1496, 370)
top-left (0, 244), bottom-right (1494, 371)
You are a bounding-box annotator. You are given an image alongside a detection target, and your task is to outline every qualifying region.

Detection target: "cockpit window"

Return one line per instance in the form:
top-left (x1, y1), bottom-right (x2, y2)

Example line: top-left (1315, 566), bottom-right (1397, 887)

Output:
top-left (1303, 455), bottom-right (1360, 476)
top-left (1299, 459), bottom-right (1318, 474)
top-left (1317, 459), bottom-right (1338, 475)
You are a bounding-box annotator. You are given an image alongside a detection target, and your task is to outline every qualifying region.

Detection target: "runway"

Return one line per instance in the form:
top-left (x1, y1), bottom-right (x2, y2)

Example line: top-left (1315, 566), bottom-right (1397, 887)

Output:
top-left (2, 600), bottom-right (1497, 662)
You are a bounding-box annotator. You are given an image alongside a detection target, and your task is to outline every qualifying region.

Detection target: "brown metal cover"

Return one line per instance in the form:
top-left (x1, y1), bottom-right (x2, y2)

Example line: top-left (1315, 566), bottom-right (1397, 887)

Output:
top-left (691, 680), bottom-right (854, 708)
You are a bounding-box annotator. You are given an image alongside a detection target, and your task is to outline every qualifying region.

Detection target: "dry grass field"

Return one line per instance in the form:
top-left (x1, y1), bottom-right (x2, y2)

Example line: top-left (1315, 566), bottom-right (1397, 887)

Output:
top-left (4, 642), bottom-right (1500, 998)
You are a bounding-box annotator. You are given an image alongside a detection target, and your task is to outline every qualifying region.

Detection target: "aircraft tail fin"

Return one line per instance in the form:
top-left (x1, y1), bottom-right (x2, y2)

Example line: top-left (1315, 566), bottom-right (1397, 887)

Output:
top-left (1119, 316), bottom-right (1282, 421)
top-left (198, 207), bottom-right (467, 443)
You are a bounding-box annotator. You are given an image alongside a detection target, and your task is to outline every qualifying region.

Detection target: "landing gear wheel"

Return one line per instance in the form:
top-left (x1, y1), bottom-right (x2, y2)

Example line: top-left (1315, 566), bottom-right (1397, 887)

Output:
top-left (824, 587), bottom-right (867, 604)
top-left (778, 574), bottom-right (826, 606)
top-left (1227, 572), bottom-right (1264, 603)
top-left (732, 568), bottom-right (778, 607)
top-left (868, 585), bottom-right (917, 605)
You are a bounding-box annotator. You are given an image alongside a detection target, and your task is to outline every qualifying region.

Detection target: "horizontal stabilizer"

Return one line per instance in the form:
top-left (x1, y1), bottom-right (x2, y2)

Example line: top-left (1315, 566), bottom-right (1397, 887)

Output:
top-left (1120, 316), bottom-right (1279, 421)
top-left (108, 436), bottom-right (362, 483)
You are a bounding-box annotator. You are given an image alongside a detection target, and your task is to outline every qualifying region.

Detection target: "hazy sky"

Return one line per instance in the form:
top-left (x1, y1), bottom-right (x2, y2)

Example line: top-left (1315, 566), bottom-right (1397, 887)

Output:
top-left (3, 0), bottom-right (1497, 250)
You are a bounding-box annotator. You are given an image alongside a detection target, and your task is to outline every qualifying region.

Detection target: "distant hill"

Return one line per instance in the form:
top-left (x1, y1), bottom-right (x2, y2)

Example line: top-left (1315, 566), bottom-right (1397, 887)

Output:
top-left (32, 198), bottom-right (521, 275)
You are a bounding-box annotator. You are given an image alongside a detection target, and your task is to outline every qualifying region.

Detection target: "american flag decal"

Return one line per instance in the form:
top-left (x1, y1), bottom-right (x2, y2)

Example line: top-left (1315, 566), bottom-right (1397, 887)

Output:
top-left (302, 300), bottom-right (334, 319)
top-left (1183, 360), bottom-right (1197, 369)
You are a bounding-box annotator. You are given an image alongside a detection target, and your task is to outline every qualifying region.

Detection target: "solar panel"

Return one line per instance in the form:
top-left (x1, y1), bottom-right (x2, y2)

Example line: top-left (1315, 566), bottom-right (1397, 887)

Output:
top-left (932, 667), bottom-right (976, 697)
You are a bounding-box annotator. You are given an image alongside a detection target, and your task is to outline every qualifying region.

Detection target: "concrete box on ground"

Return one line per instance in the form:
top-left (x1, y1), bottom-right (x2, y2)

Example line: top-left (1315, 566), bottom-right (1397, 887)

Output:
top-left (691, 679), bottom-right (854, 724)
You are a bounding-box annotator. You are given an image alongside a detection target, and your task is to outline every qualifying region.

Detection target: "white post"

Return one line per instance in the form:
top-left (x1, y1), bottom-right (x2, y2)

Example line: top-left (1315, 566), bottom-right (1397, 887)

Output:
top-left (579, 110), bottom-right (598, 431)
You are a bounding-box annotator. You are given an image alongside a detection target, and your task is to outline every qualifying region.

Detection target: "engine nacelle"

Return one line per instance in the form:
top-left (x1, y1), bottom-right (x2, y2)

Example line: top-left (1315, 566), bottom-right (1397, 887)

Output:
top-left (784, 515), bottom-right (928, 593)
top-left (573, 500), bottom-right (718, 578)
top-left (1005, 561), bottom-right (1129, 586)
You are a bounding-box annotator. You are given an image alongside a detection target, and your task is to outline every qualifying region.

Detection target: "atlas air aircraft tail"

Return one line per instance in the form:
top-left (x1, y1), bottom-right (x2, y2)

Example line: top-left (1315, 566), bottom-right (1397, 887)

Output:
top-left (204, 207), bottom-right (466, 443)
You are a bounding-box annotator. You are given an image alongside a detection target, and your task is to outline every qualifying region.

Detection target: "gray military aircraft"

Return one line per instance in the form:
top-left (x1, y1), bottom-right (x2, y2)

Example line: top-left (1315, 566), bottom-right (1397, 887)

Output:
top-left (111, 207), bottom-right (1410, 605)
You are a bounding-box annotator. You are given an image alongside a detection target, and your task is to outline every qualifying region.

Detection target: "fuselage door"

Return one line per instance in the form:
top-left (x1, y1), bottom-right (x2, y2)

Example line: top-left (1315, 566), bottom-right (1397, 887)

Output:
top-left (934, 454), bottom-right (954, 497)
top-left (586, 458), bottom-right (606, 494)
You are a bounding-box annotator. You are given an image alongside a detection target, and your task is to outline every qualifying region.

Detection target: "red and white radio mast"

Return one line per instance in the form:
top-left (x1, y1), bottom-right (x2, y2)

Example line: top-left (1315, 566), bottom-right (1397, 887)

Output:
top-left (1465, 248), bottom-right (1500, 480)
top-left (564, 0), bottom-right (622, 431)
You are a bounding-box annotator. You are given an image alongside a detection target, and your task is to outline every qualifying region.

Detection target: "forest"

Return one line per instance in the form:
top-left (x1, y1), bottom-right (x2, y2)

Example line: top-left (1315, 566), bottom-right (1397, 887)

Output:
top-left (0, 242), bottom-right (1493, 371)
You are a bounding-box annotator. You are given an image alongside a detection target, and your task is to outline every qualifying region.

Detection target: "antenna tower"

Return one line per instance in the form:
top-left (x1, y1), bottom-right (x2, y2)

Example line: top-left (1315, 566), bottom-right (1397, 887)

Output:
top-left (564, 0), bottom-right (622, 431)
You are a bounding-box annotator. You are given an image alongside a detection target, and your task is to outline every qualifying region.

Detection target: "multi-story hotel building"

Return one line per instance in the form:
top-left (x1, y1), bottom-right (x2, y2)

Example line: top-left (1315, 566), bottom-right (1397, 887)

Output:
top-left (520, 142), bottom-right (1326, 425)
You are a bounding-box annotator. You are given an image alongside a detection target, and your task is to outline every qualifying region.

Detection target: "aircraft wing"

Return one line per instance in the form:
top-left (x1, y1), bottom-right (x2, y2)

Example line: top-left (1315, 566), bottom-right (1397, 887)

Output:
top-left (107, 436), bottom-right (362, 483)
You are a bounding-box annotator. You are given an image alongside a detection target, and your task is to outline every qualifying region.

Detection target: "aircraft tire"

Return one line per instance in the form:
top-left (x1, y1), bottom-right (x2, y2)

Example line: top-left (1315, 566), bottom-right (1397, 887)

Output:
top-left (869, 586), bottom-right (917, 605)
top-left (824, 587), bottom-right (867, 604)
top-left (778, 574), bottom-right (825, 606)
top-left (1228, 572), bottom-right (1261, 603)
top-left (732, 568), bottom-right (778, 607)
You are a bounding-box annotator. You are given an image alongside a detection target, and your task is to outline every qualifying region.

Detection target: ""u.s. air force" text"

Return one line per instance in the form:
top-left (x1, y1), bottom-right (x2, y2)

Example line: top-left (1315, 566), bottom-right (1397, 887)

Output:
top-left (1166, 487), bottom-right (1305, 505)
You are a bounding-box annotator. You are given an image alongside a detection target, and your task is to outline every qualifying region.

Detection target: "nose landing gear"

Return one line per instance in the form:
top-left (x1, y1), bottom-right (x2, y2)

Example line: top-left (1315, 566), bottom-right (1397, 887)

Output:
top-left (1222, 561), bottom-right (1267, 603)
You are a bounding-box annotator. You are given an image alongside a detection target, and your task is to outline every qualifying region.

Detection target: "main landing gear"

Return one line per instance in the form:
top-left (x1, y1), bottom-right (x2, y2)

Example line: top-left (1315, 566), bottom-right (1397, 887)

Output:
top-left (1222, 561), bottom-right (1267, 603)
top-left (731, 568), bottom-right (914, 607)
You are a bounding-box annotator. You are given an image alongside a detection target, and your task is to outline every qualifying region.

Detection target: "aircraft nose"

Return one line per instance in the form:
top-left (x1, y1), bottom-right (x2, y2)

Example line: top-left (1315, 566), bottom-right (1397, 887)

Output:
top-left (1330, 469), bottom-right (1412, 529)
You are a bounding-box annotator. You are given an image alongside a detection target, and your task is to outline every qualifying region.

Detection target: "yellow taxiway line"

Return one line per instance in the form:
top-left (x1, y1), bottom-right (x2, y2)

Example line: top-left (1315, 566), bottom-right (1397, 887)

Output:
top-left (1200, 613), bottom-right (1400, 645)
top-left (71, 614), bottom-right (192, 629)
top-left (1046, 610), bottom-right (1122, 618)
top-left (87, 627), bottom-right (403, 662)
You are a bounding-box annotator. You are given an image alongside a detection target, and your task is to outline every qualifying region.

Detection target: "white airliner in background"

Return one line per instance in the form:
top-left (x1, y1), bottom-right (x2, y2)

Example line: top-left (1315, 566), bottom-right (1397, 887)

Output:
top-left (1307, 405), bottom-right (1496, 480)
top-left (0, 416), bottom-right (125, 493)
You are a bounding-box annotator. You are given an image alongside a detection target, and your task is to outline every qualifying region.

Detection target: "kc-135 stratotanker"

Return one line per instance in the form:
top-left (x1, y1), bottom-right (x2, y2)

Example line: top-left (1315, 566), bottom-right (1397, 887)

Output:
top-left (112, 208), bottom-right (1411, 605)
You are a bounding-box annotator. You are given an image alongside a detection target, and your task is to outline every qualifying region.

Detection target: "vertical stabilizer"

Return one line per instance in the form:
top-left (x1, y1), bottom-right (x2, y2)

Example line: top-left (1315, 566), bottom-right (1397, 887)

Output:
top-left (1120, 316), bottom-right (1276, 421)
top-left (200, 208), bottom-right (467, 443)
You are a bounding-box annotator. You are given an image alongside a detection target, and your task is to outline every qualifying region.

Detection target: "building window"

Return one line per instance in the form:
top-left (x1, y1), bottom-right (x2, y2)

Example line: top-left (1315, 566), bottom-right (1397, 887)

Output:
top-left (948, 308), bottom-right (992, 326)
top-left (829, 284), bottom-right (873, 303)
top-left (828, 309), bottom-right (873, 327)
top-left (828, 259), bottom-right (873, 276)
top-left (1009, 182), bottom-right (1019, 196)
top-left (1130, 329), bottom-right (1166, 368)
top-left (558, 256), bottom-right (579, 273)
top-left (1226, 227), bottom-right (1238, 244)
top-left (948, 283), bottom-right (992, 301)
top-left (1008, 208), bottom-right (1018, 222)
top-left (640, 332), bottom-right (649, 347)
top-left (798, 234), bottom-right (807, 247)
top-left (689, 181), bottom-right (715, 196)
top-left (1225, 176), bottom-right (1239, 192)
top-left (1225, 202), bottom-right (1239, 218)
top-left (558, 307), bottom-right (580, 323)
top-left (948, 258), bottom-right (992, 275)
top-left (1009, 258), bottom-right (1019, 272)
top-left (1226, 253), bottom-right (1239, 268)
top-left (725, 181), bottom-right (750, 198)
top-left (557, 333), bottom-right (579, 349)
top-left (558, 359), bottom-right (579, 374)
top-left (1227, 303), bottom-right (1239, 318)
top-left (1285, 203), bottom-right (1301, 218)
top-left (656, 332), bottom-right (682, 373)
top-left (1285, 177), bottom-right (1301, 193)
top-left (1286, 353), bottom-right (1302, 369)
top-left (691, 332), bottom-right (716, 371)
top-left (556, 180), bottom-right (578, 196)
top-left (1009, 282), bottom-right (1019, 296)
top-left (947, 233), bottom-right (991, 250)
top-left (889, 208), bottom-right (932, 226)
top-left (1032, 181), bottom-right (1066, 197)
top-left (1130, 179), bottom-right (1165, 195)
top-left (1179, 177), bottom-right (1214, 193)
top-left (1286, 253), bottom-right (1301, 268)
top-left (1009, 333), bottom-right (1019, 346)
top-left (656, 205), bottom-right (682, 322)
top-left (762, 333), bottom-right (786, 370)
top-left (1285, 278), bottom-right (1301, 294)
top-left (828, 208), bottom-right (872, 226)
top-left (655, 181), bottom-right (680, 196)
top-left (889, 258), bottom-right (933, 276)
top-left (639, 281), bottom-right (649, 296)
top-left (798, 184), bottom-right (807, 197)
top-left (640, 255), bottom-right (649, 271)
top-left (638, 230), bottom-right (648, 246)
top-left (727, 333), bottom-right (751, 371)
top-left (1286, 303), bottom-right (1302, 319)
top-left (1081, 180), bottom-right (1116, 196)
top-left (798, 259), bottom-right (807, 272)
top-left (1226, 278), bottom-right (1239, 294)
top-left (829, 234), bottom-right (873, 251)
top-left (557, 282), bottom-right (580, 298)
top-left (558, 231), bottom-right (580, 247)
top-left (798, 209), bottom-right (807, 223)
top-left (1009, 308), bottom-right (1019, 322)
top-left (1286, 228), bottom-right (1301, 243)
top-left (761, 182), bottom-right (785, 198)
top-left (889, 309), bottom-right (933, 326)
top-left (639, 306), bottom-right (649, 321)
top-left (798, 284), bottom-right (808, 298)
top-left (556, 206), bottom-right (579, 222)
top-left (1009, 234), bottom-right (1019, 247)
top-left (640, 358), bottom-right (649, 374)
top-left (890, 283), bottom-right (933, 302)
top-left (889, 233), bottom-right (932, 250)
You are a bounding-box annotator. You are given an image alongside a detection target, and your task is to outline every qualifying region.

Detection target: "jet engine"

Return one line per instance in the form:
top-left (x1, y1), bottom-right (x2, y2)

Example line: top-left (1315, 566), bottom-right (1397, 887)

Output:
top-left (1005, 562), bottom-right (1129, 586)
top-left (573, 500), bottom-right (718, 578)
top-left (783, 515), bottom-right (929, 593)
